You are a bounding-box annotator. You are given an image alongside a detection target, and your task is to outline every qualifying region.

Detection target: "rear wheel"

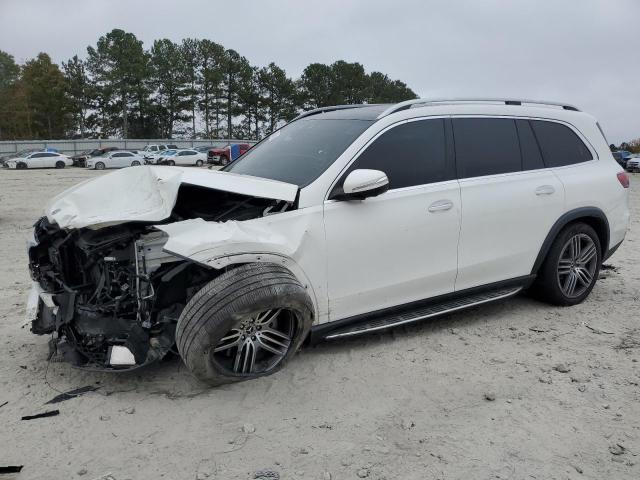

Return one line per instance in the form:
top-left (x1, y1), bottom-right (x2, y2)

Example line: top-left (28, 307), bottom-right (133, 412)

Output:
top-left (131, 160), bottom-right (141, 166)
top-left (95, 162), bottom-right (105, 170)
top-left (175, 263), bottom-right (313, 385)
top-left (196, 159), bottom-right (203, 167)
top-left (55, 161), bottom-right (65, 169)
top-left (533, 222), bottom-right (601, 306)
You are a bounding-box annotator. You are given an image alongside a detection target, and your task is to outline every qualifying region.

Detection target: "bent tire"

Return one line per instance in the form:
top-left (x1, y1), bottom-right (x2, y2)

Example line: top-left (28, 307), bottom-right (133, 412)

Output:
top-left (175, 263), bottom-right (314, 385)
top-left (533, 222), bottom-right (601, 306)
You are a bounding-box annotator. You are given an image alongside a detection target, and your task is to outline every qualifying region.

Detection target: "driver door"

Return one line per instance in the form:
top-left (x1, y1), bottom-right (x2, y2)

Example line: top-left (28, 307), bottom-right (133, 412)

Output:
top-left (323, 118), bottom-right (461, 321)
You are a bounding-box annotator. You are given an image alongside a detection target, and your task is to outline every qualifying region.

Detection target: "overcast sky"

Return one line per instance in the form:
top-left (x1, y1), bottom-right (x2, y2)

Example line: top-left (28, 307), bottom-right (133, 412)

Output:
top-left (1, 0), bottom-right (637, 143)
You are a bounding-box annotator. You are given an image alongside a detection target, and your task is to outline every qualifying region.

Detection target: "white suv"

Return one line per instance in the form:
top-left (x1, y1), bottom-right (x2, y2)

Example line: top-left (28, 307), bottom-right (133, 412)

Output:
top-left (27, 98), bottom-right (630, 385)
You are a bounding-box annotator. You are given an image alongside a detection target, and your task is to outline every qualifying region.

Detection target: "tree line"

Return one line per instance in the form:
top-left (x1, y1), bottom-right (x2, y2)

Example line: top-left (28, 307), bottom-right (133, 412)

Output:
top-left (0, 29), bottom-right (417, 141)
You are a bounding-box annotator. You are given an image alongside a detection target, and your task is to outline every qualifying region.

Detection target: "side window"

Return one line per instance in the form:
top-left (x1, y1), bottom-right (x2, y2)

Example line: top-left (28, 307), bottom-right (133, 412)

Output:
top-left (530, 120), bottom-right (593, 167)
top-left (515, 120), bottom-right (545, 171)
top-left (31, 153), bottom-right (44, 158)
top-left (452, 118), bottom-right (521, 178)
top-left (338, 118), bottom-right (450, 191)
top-left (112, 153), bottom-right (126, 158)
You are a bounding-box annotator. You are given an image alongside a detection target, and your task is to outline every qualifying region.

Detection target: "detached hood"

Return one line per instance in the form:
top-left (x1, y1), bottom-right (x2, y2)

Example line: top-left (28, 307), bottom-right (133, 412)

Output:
top-left (45, 166), bottom-right (298, 229)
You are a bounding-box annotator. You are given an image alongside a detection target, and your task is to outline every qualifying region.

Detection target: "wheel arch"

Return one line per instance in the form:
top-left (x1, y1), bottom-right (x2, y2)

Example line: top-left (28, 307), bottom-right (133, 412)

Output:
top-left (531, 207), bottom-right (609, 275)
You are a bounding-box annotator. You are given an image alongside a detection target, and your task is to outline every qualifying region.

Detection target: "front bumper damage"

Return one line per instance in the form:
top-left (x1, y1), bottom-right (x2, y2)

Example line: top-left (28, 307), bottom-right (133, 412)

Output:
top-left (27, 166), bottom-right (300, 372)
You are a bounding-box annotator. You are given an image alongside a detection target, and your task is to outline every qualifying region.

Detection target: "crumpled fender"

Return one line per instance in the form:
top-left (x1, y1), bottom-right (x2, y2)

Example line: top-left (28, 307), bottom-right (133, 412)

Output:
top-left (155, 208), bottom-right (326, 321)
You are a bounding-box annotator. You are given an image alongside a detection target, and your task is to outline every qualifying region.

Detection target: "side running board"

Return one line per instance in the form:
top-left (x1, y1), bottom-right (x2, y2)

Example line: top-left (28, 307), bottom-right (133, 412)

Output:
top-left (321, 287), bottom-right (522, 340)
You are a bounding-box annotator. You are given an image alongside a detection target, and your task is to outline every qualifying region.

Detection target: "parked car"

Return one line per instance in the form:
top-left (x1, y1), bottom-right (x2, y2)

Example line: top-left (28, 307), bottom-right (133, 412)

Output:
top-left (26, 98), bottom-right (629, 386)
top-left (207, 143), bottom-right (252, 165)
top-left (141, 144), bottom-right (179, 160)
top-left (148, 149), bottom-right (178, 165)
top-left (1, 148), bottom-right (58, 166)
top-left (159, 148), bottom-right (207, 166)
top-left (4, 151), bottom-right (72, 169)
top-left (71, 147), bottom-right (120, 167)
top-left (626, 155), bottom-right (640, 172)
top-left (613, 150), bottom-right (633, 169)
top-left (86, 151), bottom-right (144, 170)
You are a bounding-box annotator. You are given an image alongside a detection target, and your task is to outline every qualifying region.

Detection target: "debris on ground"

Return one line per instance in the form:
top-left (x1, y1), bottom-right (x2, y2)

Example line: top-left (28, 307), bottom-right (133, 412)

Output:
top-left (0, 466), bottom-right (24, 474)
top-left (45, 385), bottom-right (99, 404)
top-left (254, 470), bottom-right (280, 479)
top-left (357, 468), bottom-right (370, 478)
top-left (242, 423), bottom-right (256, 434)
top-left (484, 393), bottom-right (496, 401)
top-left (401, 418), bottom-right (415, 429)
top-left (0, 401), bottom-right (7, 409)
top-left (21, 409), bottom-right (60, 420)
top-left (609, 444), bottom-right (626, 455)
top-left (583, 323), bottom-right (615, 335)
top-left (123, 407), bottom-right (135, 415)
top-left (553, 363), bottom-right (571, 373)
top-left (77, 467), bottom-right (87, 476)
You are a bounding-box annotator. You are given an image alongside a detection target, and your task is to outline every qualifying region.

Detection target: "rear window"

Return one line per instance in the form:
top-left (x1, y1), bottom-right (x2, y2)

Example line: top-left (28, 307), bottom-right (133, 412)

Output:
top-left (453, 118), bottom-right (521, 178)
top-left (225, 118), bottom-right (373, 187)
top-left (530, 120), bottom-right (592, 167)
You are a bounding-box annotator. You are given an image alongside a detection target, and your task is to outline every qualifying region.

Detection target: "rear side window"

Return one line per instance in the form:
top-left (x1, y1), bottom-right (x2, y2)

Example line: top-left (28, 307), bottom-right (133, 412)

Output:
top-left (342, 118), bottom-right (451, 190)
top-left (515, 120), bottom-right (545, 171)
top-left (453, 118), bottom-right (521, 178)
top-left (530, 120), bottom-right (592, 167)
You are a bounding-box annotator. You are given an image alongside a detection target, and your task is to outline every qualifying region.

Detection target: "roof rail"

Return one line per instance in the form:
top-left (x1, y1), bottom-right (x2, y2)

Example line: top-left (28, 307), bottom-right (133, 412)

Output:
top-left (291, 104), bottom-right (376, 122)
top-left (376, 98), bottom-right (580, 119)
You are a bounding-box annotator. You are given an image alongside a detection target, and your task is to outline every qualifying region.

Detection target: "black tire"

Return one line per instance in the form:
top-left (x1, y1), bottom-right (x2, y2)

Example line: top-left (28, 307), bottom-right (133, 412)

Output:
top-left (196, 159), bottom-right (203, 167)
top-left (55, 161), bottom-right (65, 169)
top-left (131, 160), bottom-right (141, 166)
top-left (175, 263), bottom-right (313, 385)
top-left (533, 222), bottom-right (601, 306)
top-left (95, 162), bottom-right (105, 170)
top-left (16, 162), bottom-right (27, 170)
top-left (168, 160), bottom-right (175, 166)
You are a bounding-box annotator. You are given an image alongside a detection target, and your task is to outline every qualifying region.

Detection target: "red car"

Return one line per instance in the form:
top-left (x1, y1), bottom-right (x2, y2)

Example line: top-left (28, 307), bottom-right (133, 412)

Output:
top-left (207, 143), bottom-right (252, 165)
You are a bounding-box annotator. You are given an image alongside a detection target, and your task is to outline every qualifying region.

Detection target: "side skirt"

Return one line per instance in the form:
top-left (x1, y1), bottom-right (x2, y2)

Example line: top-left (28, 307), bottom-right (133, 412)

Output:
top-left (309, 275), bottom-right (535, 343)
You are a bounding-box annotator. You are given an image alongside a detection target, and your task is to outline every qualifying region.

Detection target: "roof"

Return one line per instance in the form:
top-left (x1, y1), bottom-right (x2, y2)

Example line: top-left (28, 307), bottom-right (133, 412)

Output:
top-left (295, 104), bottom-right (391, 121)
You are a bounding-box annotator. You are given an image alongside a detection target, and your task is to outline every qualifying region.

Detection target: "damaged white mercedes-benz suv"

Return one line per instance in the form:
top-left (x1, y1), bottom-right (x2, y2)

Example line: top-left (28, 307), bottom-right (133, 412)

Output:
top-left (27, 98), bottom-right (630, 385)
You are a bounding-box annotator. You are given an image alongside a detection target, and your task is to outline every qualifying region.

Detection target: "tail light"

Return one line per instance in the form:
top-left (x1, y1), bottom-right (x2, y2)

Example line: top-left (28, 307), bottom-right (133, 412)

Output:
top-left (617, 171), bottom-right (630, 188)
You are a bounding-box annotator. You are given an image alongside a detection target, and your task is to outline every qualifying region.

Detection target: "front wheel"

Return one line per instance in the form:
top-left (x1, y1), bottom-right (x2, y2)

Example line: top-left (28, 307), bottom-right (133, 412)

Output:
top-left (94, 162), bottom-right (105, 170)
top-left (533, 222), bottom-right (601, 306)
top-left (175, 263), bottom-right (314, 385)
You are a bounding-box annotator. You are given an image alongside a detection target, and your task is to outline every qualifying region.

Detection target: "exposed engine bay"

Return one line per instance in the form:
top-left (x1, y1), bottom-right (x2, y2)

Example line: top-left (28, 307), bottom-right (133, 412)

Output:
top-left (28, 183), bottom-right (295, 370)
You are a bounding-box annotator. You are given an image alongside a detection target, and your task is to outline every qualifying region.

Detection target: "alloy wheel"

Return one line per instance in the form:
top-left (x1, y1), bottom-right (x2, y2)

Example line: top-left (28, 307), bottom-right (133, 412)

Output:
top-left (556, 233), bottom-right (598, 298)
top-left (211, 309), bottom-right (296, 375)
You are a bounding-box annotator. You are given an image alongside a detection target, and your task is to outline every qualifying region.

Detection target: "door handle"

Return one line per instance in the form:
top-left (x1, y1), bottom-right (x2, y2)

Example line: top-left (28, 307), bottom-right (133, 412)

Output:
top-left (535, 185), bottom-right (555, 196)
top-left (428, 200), bottom-right (454, 212)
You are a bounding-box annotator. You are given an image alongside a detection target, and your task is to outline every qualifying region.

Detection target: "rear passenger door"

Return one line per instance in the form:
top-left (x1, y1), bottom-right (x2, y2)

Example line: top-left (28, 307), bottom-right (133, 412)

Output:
top-left (453, 117), bottom-right (565, 291)
top-left (323, 118), bottom-right (461, 320)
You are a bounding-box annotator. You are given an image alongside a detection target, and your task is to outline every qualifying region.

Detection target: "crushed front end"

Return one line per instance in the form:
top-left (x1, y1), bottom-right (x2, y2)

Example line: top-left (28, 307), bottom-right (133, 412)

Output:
top-left (27, 217), bottom-right (210, 371)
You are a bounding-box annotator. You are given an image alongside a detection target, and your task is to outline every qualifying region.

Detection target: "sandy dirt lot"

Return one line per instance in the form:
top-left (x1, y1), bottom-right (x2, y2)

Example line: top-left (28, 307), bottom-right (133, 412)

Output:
top-left (1, 167), bottom-right (639, 480)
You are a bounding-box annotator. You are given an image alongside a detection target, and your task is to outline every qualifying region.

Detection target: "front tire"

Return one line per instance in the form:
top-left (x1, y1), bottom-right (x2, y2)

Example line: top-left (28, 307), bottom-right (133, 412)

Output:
top-left (95, 162), bottom-right (105, 170)
top-left (175, 263), bottom-right (313, 385)
top-left (533, 222), bottom-right (601, 306)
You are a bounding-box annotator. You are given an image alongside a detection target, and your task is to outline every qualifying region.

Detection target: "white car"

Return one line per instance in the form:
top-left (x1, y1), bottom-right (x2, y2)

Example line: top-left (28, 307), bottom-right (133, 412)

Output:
top-left (86, 151), bottom-right (144, 170)
top-left (625, 155), bottom-right (640, 172)
top-left (5, 151), bottom-right (72, 169)
top-left (159, 149), bottom-right (207, 167)
top-left (26, 98), bottom-right (630, 386)
top-left (140, 144), bottom-right (179, 160)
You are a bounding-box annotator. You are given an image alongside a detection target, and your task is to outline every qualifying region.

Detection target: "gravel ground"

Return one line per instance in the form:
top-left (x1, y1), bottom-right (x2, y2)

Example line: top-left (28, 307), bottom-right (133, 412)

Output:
top-left (1, 167), bottom-right (639, 480)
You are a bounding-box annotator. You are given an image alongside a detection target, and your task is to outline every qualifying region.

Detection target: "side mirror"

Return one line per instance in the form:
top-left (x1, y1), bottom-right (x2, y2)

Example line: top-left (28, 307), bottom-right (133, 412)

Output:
top-left (338, 169), bottom-right (389, 200)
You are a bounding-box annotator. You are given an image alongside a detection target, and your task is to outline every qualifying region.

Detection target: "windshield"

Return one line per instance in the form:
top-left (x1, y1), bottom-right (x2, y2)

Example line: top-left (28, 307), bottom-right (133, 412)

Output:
top-left (225, 118), bottom-right (373, 187)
